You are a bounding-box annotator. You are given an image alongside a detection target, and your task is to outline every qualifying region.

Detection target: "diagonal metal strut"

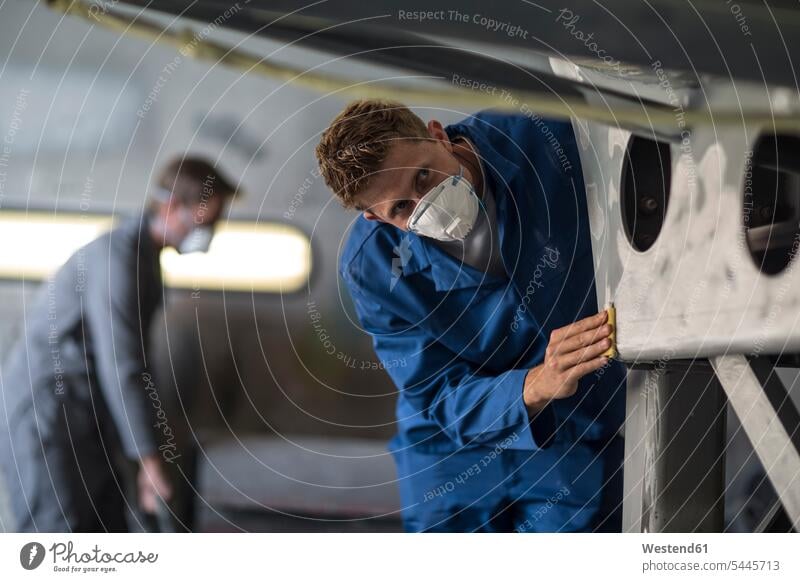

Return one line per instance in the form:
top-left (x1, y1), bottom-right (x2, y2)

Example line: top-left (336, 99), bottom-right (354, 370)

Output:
top-left (710, 355), bottom-right (800, 529)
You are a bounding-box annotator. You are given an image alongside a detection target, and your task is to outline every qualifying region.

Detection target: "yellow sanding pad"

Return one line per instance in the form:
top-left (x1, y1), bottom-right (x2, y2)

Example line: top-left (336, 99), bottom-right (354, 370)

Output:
top-left (603, 303), bottom-right (617, 359)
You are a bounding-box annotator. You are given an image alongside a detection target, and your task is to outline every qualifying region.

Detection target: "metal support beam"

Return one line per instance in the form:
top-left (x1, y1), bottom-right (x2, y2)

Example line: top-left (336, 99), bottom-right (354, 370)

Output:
top-left (710, 355), bottom-right (800, 529)
top-left (622, 360), bottom-right (727, 532)
top-left (130, 0), bottom-right (800, 86)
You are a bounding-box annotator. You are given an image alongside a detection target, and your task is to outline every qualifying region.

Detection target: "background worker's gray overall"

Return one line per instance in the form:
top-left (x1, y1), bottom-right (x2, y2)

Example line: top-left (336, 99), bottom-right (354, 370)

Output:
top-left (0, 215), bottom-right (162, 532)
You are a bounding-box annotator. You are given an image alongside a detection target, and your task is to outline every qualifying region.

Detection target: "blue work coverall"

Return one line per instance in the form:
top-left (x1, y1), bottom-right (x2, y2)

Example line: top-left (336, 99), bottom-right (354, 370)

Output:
top-left (340, 112), bottom-right (627, 532)
top-left (340, 112), bottom-right (625, 532)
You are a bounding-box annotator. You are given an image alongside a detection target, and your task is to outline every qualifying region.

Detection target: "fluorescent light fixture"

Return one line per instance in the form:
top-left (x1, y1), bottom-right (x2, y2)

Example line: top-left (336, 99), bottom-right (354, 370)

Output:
top-left (0, 211), bottom-right (311, 293)
top-left (0, 211), bottom-right (114, 279)
top-left (160, 222), bottom-right (311, 292)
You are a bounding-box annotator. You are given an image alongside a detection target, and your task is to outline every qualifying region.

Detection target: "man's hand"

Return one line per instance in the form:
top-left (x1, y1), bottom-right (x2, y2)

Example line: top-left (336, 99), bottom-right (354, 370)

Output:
top-left (138, 454), bottom-right (173, 514)
top-left (523, 310), bottom-right (612, 415)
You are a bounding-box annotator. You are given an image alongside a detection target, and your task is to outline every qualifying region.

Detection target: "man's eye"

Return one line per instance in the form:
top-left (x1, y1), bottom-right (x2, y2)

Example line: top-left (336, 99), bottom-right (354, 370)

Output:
top-left (392, 200), bottom-right (410, 217)
top-left (416, 168), bottom-right (429, 191)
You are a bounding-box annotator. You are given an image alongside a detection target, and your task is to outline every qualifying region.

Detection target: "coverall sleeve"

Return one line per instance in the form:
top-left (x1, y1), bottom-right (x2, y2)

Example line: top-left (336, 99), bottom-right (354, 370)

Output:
top-left (347, 281), bottom-right (557, 451)
top-left (84, 244), bottom-right (157, 459)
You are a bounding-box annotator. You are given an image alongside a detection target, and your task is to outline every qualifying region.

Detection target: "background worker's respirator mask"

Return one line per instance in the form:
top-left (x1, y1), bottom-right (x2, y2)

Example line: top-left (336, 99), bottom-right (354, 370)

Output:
top-left (177, 222), bottom-right (214, 254)
top-left (406, 165), bottom-right (480, 242)
top-left (152, 187), bottom-right (215, 254)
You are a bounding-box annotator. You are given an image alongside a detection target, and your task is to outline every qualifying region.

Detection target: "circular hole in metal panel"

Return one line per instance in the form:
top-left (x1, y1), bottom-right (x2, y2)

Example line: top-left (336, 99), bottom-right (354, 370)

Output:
top-left (744, 133), bottom-right (800, 276)
top-left (620, 136), bottom-right (672, 252)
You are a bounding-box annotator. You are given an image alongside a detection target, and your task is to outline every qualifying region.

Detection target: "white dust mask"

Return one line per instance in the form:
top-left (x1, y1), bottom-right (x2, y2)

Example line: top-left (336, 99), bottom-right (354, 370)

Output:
top-left (406, 165), bottom-right (479, 242)
top-left (178, 225), bottom-right (214, 254)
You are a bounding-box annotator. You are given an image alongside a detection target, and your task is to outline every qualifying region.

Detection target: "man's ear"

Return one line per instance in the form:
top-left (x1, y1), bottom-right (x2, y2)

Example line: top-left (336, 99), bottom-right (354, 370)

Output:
top-left (362, 210), bottom-right (383, 222)
top-left (427, 119), bottom-right (452, 152)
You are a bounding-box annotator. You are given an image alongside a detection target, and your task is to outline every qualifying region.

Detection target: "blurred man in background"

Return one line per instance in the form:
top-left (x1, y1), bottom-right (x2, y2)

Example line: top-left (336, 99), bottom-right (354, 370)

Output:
top-left (0, 157), bottom-right (236, 532)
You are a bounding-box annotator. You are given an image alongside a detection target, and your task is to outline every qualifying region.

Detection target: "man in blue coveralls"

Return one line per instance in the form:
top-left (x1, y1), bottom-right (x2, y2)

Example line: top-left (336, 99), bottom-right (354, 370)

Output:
top-left (315, 100), bottom-right (626, 532)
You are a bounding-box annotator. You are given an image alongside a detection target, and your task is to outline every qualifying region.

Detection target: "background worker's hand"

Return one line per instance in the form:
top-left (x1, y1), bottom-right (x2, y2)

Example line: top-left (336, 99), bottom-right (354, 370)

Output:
top-left (523, 310), bottom-right (612, 415)
top-left (138, 453), bottom-right (173, 514)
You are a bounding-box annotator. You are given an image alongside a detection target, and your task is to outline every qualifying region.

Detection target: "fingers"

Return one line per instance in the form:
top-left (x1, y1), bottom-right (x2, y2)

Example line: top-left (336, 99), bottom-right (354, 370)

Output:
top-left (139, 484), bottom-right (156, 514)
top-left (145, 460), bottom-right (173, 498)
top-left (567, 355), bottom-right (609, 379)
top-left (141, 486), bottom-right (171, 513)
top-left (138, 463), bottom-right (173, 514)
top-left (540, 310), bottom-right (614, 392)
top-left (155, 479), bottom-right (173, 500)
top-left (555, 310), bottom-right (608, 341)
top-left (559, 336), bottom-right (612, 369)
top-left (556, 323), bottom-right (612, 355)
